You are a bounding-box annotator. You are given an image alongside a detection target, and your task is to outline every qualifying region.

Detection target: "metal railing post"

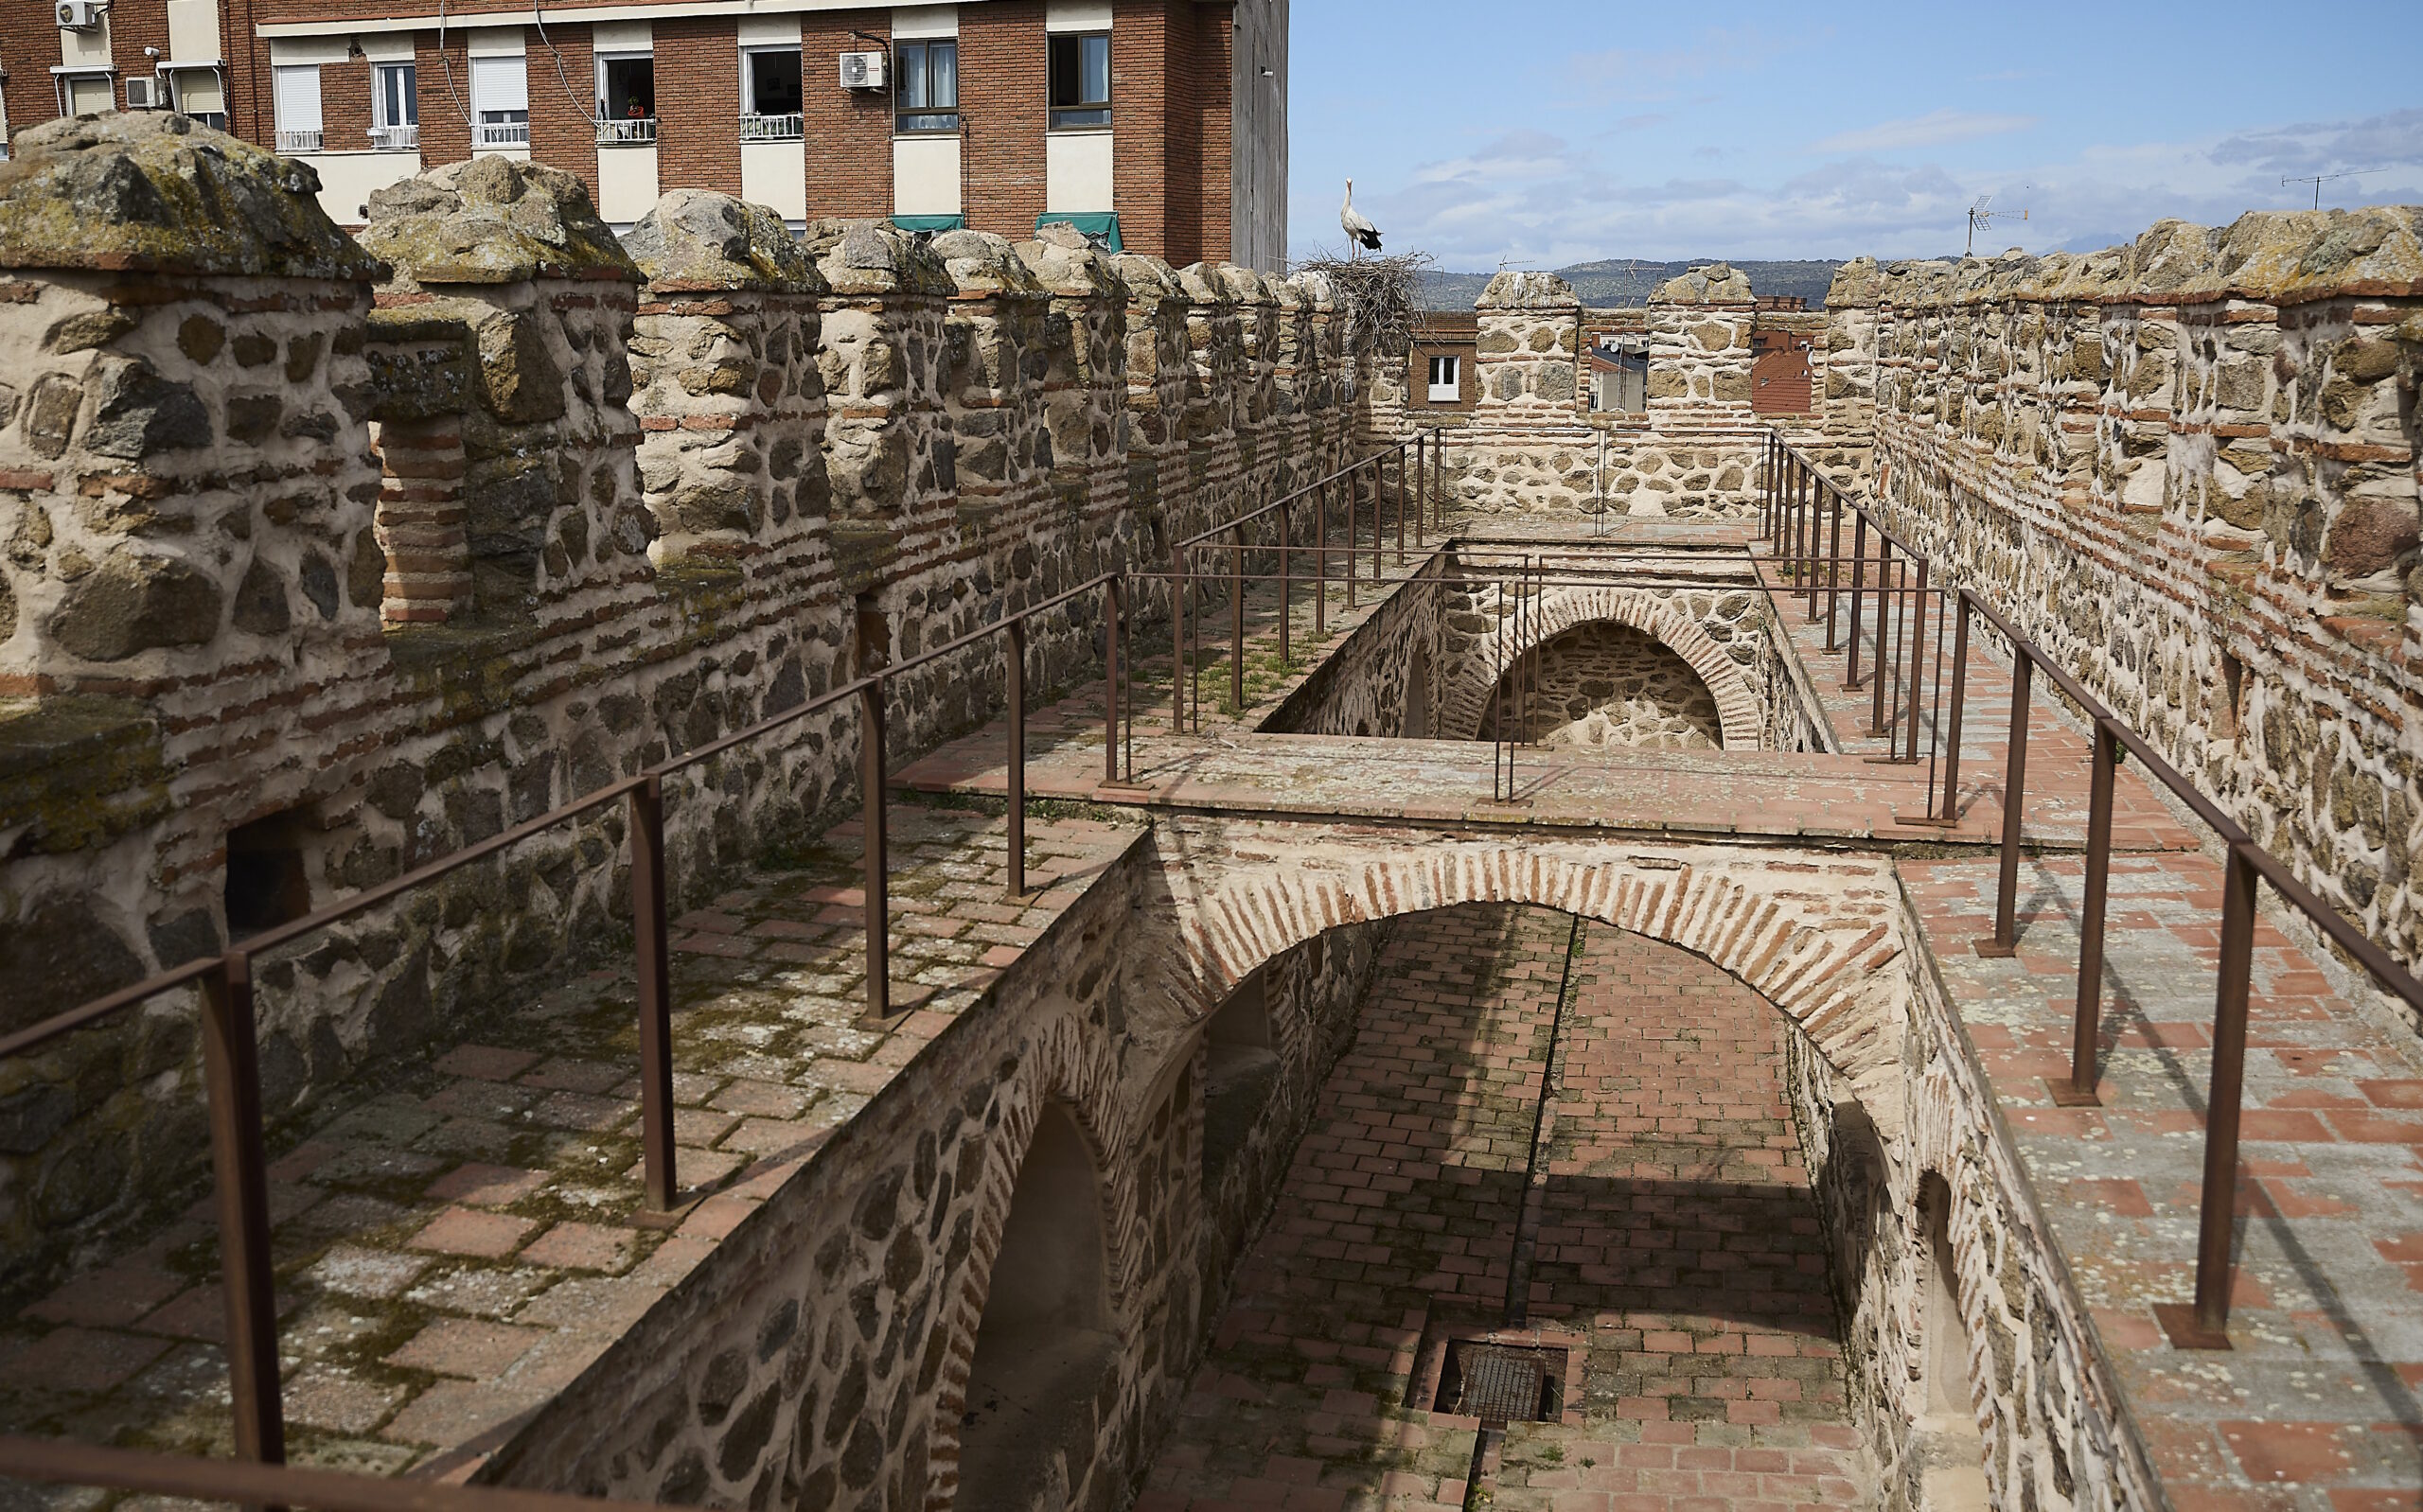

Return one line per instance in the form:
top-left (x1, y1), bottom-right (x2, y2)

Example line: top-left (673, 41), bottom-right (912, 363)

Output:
top-left (628, 776), bottom-right (677, 1209)
top-left (1229, 524), bottom-right (1246, 714)
top-left (1845, 513), bottom-right (1868, 690)
top-left (1396, 446), bottom-right (1408, 565)
top-left (2058, 721), bottom-right (2118, 1106)
top-left (859, 681), bottom-right (889, 1022)
top-left (1902, 558), bottom-right (1930, 761)
top-left (2174, 843), bottom-right (2258, 1347)
top-left (1278, 497), bottom-right (1292, 667)
top-left (1415, 434), bottom-right (1428, 548)
top-left (1346, 466), bottom-right (1359, 610)
top-left (1104, 575), bottom-right (1123, 782)
top-left (1978, 652), bottom-right (2033, 958)
top-left (1315, 478), bottom-right (1328, 634)
top-left (1006, 621), bottom-right (1026, 896)
top-left (1825, 490), bottom-right (1845, 650)
top-left (1937, 594), bottom-right (1971, 822)
top-left (1870, 541), bottom-right (1896, 734)
top-left (1171, 543), bottom-right (1189, 734)
top-left (1800, 466), bottom-right (1819, 617)
top-left (200, 952), bottom-right (284, 1470)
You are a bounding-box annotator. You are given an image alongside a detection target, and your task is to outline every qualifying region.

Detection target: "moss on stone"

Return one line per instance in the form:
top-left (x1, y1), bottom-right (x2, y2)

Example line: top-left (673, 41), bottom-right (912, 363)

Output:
top-left (0, 114), bottom-right (385, 281)
top-left (360, 156), bottom-right (637, 288)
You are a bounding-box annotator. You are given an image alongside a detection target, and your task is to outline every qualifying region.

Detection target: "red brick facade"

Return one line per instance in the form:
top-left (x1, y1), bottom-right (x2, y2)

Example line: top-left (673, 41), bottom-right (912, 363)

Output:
top-left (0, 0), bottom-right (1260, 267)
top-left (651, 15), bottom-right (741, 196)
top-left (798, 9), bottom-right (894, 220)
top-left (525, 23), bottom-right (601, 203)
top-left (960, 1), bottom-right (1047, 237)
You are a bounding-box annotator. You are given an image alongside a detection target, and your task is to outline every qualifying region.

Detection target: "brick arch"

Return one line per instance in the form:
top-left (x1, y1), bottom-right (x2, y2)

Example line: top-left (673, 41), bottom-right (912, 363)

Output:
top-left (1157, 828), bottom-right (1912, 1135)
top-left (1443, 585), bottom-right (1761, 749)
top-left (920, 1006), bottom-right (1145, 1511)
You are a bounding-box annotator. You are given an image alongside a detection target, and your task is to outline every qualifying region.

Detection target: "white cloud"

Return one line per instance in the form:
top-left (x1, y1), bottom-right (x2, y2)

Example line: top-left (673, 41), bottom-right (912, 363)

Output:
top-left (1291, 108), bottom-right (2423, 270)
top-left (1809, 111), bottom-right (2040, 154)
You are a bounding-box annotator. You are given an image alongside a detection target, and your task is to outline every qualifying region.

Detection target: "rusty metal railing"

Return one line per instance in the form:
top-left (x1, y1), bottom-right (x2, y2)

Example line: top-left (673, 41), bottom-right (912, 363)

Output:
top-left (0, 569), bottom-right (1147, 1469)
top-left (1760, 429), bottom-right (2423, 1350)
top-left (0, 424), bottom-right (1450, 1482)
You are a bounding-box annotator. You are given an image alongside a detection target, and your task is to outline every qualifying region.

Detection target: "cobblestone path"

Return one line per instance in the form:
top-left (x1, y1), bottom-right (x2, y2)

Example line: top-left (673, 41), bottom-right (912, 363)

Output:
top-left (1143, 904), bottom-right (1870, 1510)
top-left (0, 800), bottom-right (1140, 1483)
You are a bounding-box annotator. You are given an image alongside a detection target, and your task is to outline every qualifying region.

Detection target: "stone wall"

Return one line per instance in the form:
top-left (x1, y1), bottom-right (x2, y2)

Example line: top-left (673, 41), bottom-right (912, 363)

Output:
top-left (475, 831), bottom-right (1388, 1512)
top-left (1472, 620), bottom-right (1724, 747)
top-left (1782, 911), bottom-right (2163, 1512)
top-left (1257, 564), bottom-right (1449, 739)
top-left (0, 116), bottom-right (1368, 1283)
top-left (1826, 209), bottom-right (2423, 998)
top-left (1419, 266), bottom-right (1828, 520)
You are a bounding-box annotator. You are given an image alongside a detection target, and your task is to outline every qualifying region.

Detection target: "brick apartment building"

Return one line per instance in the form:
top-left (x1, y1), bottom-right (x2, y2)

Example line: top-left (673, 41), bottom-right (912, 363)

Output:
top-left (0, 0), bottom-right (1287, 268)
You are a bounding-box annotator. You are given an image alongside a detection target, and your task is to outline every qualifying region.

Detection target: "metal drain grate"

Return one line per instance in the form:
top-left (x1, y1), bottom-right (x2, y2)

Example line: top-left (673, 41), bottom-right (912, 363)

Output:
top-left (1437, 1342), bottom-right (1560, 1422)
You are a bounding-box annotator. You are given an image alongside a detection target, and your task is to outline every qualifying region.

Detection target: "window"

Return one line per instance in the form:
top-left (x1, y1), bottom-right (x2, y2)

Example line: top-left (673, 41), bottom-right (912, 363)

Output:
top-left (371, 62), bottom-right (417, 149)
top-left (470, 54), bottom-right (529, 148)
top-left (1048, 33), bottom-right (1109, 129)
top-left (894, 39), bottom-right (958, 133)
top-left (273, 63), bottom-right (323, 152)
top-left (62, 71), bottom-right (116, 119)
top-left (169, 65), bottom-right (229, 131)
top-left (742, 46), bottom-right (803, 136)
top-left (1426, 354), bottom-right (1460, 403)
top-left (595, 54), bottom-right (655, 143)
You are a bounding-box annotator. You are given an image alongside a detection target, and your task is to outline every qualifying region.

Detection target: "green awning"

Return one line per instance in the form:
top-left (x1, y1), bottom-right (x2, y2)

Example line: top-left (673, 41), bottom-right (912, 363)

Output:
top-left (1035, 212), bottom-right (1123, 252)
top-left (890, 214), bottom-right (966, 233)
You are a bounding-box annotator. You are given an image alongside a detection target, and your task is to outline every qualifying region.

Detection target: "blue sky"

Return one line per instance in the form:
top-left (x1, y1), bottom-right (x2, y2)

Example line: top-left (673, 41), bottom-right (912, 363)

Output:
top-left (1283, 1), bottom-right (2423, 271)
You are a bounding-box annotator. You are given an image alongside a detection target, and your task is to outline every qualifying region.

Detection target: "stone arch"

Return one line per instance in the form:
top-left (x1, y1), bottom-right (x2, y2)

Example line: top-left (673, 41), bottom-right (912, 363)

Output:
top-left (1155, 824), bottom-right (1912, 1134)
top-left (1442, 584), bottom-right (1761, 749)
top-left (1915, 1169), bottom-right (1991, 1511)
top-left (953, 1100), bottom-right (1117, 1512)
top-left (924, 1008), bottom-right (1144, 1511)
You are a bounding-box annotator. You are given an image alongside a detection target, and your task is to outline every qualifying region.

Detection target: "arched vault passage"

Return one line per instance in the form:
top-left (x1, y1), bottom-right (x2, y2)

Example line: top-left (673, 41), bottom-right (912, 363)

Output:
top-left (1151, 820), bottom-right (1914, 1135)
top-left (1443, 585), bottom-right (1763, 749)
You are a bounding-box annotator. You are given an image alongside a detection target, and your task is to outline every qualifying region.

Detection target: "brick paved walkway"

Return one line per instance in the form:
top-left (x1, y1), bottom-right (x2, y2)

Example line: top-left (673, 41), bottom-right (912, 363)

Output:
top-left (1902, 854), bottom-right (2423, 1511)
top-left (0, 799), bottom-right (1140, 1482)
top-left (1144, 905), bottom-right (1870, 1510)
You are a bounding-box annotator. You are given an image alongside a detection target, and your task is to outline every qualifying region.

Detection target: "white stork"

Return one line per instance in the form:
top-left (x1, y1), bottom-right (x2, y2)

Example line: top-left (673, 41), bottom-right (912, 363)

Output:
top-left (1340, 179), bottom-right (1383, 255)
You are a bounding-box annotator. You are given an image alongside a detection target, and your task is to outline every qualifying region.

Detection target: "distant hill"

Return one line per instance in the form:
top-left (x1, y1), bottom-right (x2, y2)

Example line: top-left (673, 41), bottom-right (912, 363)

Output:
top-left (1417, 258), bottom-right (1843, 311)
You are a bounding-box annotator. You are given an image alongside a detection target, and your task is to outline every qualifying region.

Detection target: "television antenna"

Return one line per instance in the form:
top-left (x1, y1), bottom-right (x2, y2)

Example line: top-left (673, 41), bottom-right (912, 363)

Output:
top-left (2280, 167), bottom-right (2388, 210)
top-left (1966, 193), bottom-right (2029, 256)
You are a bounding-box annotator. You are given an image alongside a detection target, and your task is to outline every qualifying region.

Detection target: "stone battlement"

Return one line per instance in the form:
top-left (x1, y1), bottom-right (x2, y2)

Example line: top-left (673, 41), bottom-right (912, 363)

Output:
top-left (0, 117), bottom-right (1370, 1272)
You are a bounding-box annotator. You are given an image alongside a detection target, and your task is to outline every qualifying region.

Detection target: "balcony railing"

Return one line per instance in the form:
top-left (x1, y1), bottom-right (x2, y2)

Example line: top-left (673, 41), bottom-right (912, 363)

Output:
top-left (474, 120), bottom-right (531, 149)
top-left (367, 124), bottom-right (419, 150)
top-left (274, 128), bottom-right (323, 153)
top-left (597, 116), bottom-right (658, 146)
top-left (739, 111), bottom-right (804, 141)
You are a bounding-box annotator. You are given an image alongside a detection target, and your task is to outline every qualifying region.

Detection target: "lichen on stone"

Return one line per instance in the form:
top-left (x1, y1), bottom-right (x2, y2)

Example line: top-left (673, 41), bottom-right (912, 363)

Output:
top-left (623, 190), bottom-right (827, 295)
top-left (0, 113), bottom-right (386, 281)
top-left (360, 155), bottom-right (637, 287)
top-left (1650, 262), bottom-right (1753, 306)
top-left (1477, 269), bottom-right (1581, 310)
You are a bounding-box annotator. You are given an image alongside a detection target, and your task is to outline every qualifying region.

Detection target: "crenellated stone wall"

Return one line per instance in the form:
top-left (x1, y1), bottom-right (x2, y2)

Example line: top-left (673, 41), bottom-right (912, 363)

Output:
top-left (0, 116), bottom-right (1367, 1280)
top-left (1826, 208), bottom-right (2423, 998)
top-left (1424, 265), bottom-right (1832, 519)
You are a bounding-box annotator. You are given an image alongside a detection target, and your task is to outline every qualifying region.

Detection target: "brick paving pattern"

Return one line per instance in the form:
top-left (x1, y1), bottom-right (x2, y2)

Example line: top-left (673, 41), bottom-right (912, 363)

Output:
top-left (0, 800), bottom-right (1139, 1480)
top-left (1144, 905), bottom-right (1869, 1509)
top-left (1903, 853), bottom-right (2423, 1511)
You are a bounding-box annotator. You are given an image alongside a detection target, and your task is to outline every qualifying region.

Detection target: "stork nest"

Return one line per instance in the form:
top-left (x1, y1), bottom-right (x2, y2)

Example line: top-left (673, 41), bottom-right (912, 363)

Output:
top-left (1295, 248), bottom-right (1435, 358)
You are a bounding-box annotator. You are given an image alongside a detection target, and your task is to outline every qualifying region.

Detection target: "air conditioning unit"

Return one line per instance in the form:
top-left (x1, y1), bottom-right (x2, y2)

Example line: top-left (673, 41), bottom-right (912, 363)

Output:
top-left (123, 75), bottom-right (166, 109)
top-left (838, 50), bottom-right (886, 90)
top-left (56, 0), bottom-right (106, 30)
